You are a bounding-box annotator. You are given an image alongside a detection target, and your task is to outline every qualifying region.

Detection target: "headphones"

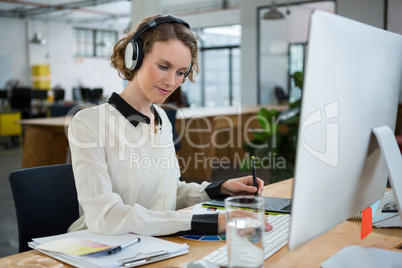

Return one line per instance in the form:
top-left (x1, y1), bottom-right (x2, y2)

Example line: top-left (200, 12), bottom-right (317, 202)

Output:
top-left (124, 14), bottom-right (193, 78)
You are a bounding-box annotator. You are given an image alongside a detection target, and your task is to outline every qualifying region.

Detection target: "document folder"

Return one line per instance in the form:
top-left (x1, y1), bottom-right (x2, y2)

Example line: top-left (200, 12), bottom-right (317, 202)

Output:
top-left (29, 229), bottom-right (189, 268)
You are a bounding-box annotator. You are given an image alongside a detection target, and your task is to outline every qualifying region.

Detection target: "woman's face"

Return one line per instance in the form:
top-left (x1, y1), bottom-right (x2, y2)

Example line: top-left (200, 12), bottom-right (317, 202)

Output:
top-left (134, 40), bottom-right (192, 104)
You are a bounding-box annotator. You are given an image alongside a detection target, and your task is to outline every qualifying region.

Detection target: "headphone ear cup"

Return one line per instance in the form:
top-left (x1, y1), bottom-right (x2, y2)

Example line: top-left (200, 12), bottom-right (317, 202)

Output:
top-left (133, 39), bottom-right (144, 71)
top-left (124, 42), bottom-right (135, 70)
top-left (184, 62), bottom-right (193, 78)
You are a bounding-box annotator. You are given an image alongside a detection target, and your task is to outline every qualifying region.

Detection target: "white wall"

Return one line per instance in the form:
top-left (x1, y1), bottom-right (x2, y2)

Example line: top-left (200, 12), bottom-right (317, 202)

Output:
top-left (0, 19), bottom-right (30, 87)
top-left (1, 0), bottom-right (400, 104)
top-left (0, 17), bottom-right (125, 101)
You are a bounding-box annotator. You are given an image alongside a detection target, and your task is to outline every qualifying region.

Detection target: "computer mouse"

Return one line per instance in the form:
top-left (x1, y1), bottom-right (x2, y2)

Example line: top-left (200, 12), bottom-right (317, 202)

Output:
top-left (184, 259), bottom-right (220, 268)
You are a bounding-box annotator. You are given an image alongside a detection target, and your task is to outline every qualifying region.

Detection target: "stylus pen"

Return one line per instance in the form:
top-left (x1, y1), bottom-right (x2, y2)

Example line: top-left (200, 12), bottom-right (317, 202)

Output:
top-left (105, 238), bottom-right (141, 255)
top-left (251, 156), bottom-right (258, 196)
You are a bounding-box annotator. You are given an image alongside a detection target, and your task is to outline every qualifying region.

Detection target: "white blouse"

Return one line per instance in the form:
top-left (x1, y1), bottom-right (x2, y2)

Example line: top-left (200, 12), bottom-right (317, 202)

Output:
top-left (67, 101), bottom-right (212, 236)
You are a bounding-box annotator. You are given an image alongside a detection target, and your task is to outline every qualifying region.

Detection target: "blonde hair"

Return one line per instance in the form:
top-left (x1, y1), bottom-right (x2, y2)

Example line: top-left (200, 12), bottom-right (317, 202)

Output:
top-left (109, 14), bottom-right (199, 82)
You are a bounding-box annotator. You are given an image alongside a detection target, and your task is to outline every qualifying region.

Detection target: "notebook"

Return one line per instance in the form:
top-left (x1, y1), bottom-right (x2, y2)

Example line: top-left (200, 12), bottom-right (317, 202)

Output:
top-left (202, 196), bottom-right (291, 214)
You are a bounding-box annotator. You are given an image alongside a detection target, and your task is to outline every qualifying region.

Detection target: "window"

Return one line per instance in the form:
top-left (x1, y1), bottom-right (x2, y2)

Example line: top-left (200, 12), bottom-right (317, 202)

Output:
top-left (288, 43), bottom-right (306, 103)
top-left (73, 28), bottom-right (117, 58)
top-left (257, 1), bottom-right (335, 104)
top-left (182, 25), bottom-right (241, 107)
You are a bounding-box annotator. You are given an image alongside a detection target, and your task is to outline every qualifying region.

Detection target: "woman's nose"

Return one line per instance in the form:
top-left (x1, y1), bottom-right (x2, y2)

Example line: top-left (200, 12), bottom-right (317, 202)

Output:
top-left (164, 71), bottom-right (176, 87)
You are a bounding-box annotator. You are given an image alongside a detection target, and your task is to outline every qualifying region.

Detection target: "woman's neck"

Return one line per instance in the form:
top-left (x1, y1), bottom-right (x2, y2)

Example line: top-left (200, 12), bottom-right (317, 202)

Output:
top-left (120, 81), bottom-right (153, 117)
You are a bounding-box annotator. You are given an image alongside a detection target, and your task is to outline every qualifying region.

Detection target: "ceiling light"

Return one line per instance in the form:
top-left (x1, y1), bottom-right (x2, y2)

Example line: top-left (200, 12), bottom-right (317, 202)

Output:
top-left (30, 32), bottom-right (47, 45)
top-left (263, 1), bottom-right (285, 20)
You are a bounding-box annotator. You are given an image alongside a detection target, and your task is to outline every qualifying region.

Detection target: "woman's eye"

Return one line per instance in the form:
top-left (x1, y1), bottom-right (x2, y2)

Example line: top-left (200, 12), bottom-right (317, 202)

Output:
top-left (177, 71), bottom-right (185, 76)
top-left (159, 65), bottom-right (168, 70)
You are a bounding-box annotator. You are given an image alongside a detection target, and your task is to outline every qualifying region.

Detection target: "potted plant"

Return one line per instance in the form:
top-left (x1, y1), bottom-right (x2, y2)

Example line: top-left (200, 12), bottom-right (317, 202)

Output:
top-left (241, 72), bottom-right (303, 183)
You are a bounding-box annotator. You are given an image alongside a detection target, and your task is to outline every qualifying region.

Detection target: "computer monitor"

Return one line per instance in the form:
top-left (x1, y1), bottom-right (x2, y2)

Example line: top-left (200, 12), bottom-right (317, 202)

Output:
top-left (32, 89), bottom-right (48, 100)
top-left (89, 88), bottom-right (103, 104)
top-left (0, 90), bottom-right (7, 99)
top-left (288, 10), bottom-right (402, 250)
top-left (73, 87), bottom-right (83, 102)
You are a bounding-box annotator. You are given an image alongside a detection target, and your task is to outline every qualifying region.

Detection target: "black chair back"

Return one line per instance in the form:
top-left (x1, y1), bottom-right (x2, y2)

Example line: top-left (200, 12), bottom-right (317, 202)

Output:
top-left (9, 163), bottom-right (79, 252)
top-left (164, 109), bottom-right (180, 151)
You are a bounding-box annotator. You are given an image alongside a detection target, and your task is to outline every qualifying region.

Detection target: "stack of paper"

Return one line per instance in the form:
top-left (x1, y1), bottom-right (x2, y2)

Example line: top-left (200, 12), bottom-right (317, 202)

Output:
top-left (29, 230), bottom-right (189, 268)
top-left (349, 190), bottom-right (401, 228)
top-left (372, 190), bottom-right (401, 228)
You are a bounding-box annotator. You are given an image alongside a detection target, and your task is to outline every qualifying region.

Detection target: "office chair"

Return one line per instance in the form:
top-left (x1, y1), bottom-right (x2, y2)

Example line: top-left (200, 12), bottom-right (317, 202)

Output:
top-left (163, 108), bottom-right (181, 151)
top-left (9, 163), bottom-right (79, 253)
top-left (0, 89), bottom-right (7, 107)
top-left (9, 87), bottom-right (32, 119)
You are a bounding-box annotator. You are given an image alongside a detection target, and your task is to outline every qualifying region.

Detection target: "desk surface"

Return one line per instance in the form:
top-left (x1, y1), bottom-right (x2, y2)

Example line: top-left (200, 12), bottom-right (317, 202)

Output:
top-left (1, 179), bottom-right (401, 268)
top-left (19, 115), bottom-right (72, 126)
top-left (18, 105), bottom-right (288, 126)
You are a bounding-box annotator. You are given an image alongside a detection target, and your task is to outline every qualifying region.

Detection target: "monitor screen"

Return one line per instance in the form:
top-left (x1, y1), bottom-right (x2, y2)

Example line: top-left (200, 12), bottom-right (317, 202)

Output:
top-left (32, 89), bottom-right (48, 100)
top-left (73, 87), bottom-right (83, 102)
top-left (288, 10), bottom-right (402, 250)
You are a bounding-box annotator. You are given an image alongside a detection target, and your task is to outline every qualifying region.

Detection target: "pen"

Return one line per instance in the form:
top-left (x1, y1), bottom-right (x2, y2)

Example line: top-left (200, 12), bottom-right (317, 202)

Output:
top-left (121, 251), bottom-right (170, 267)
top-left (251, 156), bottom-right (258, 196)
top-left (105, 238), bottom-right (141, 255)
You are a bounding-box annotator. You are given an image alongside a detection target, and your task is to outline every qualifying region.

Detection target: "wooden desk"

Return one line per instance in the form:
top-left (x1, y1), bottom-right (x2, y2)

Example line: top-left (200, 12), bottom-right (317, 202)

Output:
top-left (175, 105), bottom-right (287, 179)
top-left (1, 179), bottom-right (401, 267)
top-left (18, 105), bottom-right (287, 178)
top-left (19, 116), bottom-right (72, 169)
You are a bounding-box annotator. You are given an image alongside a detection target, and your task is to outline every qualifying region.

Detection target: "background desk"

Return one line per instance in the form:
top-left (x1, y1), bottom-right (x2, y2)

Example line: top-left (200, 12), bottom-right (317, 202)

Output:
top-left (18, 105), bottom-right (287, 180)
top-left (175, 105), bottom-right (287, 179)
top-left (1, 179), bottom-right (401, 267)
top-left (19, 116), bottom-right (72, 169)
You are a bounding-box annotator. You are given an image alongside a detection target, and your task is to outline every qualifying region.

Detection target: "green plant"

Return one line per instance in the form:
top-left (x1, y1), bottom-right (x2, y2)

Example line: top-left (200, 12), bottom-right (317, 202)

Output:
top-left (241, 71), bottom-right (303, 183)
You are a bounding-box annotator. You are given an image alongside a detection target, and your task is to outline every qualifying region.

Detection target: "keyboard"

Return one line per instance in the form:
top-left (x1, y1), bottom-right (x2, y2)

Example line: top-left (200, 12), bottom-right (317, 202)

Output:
top-left (202, 214), bottom-right (290, 267)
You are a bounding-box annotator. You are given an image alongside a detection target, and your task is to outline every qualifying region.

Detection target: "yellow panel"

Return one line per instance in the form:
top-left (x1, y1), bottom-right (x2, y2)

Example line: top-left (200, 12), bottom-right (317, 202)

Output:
top-left (32, 64), bottom-right (50, 76)
top-left (0, 112), bottom-right (22, 136)
top-left (33, 80), bottom-right (51, 90)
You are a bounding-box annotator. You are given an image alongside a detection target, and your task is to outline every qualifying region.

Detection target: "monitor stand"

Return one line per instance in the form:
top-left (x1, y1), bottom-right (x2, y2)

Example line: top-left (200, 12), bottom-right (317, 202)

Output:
top-left (321, 125), bottom-right (402, 267)
top-left (372, 125), bottom-right (402, 225)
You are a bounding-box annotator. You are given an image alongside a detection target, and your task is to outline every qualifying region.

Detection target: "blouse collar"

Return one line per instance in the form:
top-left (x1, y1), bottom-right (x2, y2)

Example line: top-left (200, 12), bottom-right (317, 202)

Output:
top-left (107, 92), bottom-right (162, 127)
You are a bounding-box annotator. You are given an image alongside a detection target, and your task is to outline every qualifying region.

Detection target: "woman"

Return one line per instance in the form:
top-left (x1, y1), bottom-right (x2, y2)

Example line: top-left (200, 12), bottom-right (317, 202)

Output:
top-left (68, 14), bottom-right (272, 236)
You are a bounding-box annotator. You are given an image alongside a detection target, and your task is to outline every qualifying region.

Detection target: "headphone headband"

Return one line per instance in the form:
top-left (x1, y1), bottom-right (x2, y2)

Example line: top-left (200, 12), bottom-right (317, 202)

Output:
top-left (124, 14), bottom-right (193, 76)
top-left (130, 15), bottom-right (191, 44)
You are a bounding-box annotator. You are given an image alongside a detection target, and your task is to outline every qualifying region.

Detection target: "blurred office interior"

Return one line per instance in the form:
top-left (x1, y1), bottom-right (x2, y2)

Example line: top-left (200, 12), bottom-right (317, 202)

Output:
top-left (0, 0), bottom-right (401, 258)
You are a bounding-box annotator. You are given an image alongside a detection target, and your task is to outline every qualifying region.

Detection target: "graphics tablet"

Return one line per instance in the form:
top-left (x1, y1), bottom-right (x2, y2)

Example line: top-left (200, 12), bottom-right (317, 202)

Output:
top-left (202, 196), bottom-right (291, 214)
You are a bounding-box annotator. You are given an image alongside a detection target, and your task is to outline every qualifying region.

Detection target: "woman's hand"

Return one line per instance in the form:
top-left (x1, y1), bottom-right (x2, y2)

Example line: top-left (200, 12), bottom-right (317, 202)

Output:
top-left (217, 210), bottom-right (273, 234)
top-left (220, 176), bottom-right (264, 196)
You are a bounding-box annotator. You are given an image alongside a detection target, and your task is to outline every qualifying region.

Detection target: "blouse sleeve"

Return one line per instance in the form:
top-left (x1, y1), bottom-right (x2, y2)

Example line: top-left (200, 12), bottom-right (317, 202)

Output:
top-left (68, 110), bottom-right (192, 236)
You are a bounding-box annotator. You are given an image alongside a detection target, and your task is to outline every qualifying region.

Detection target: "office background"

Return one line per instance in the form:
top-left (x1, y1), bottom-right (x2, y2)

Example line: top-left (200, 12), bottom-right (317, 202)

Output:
top-left (0, 0), bottom-right (401, 258)
top-left (1, 0), bottom-right (401, 106)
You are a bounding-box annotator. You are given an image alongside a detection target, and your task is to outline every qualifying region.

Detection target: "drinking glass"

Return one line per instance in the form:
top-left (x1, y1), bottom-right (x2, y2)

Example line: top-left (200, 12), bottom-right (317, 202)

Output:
top-left (225, 195), bottom-right (265, 268)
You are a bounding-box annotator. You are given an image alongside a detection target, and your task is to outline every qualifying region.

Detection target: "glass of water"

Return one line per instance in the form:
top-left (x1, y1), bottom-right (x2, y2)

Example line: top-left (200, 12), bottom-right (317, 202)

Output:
top-left (225, 196), bottom-right (265, 268)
